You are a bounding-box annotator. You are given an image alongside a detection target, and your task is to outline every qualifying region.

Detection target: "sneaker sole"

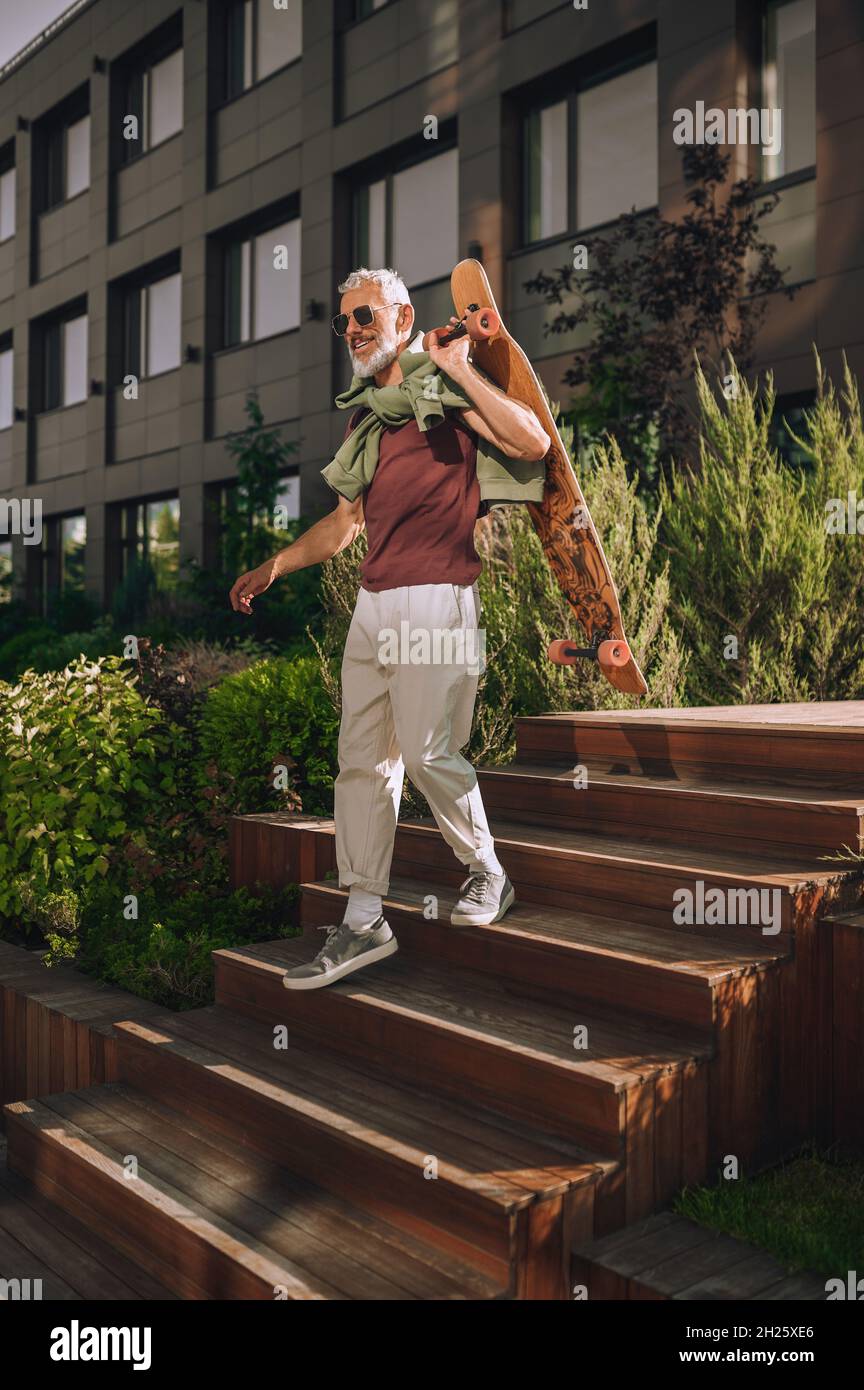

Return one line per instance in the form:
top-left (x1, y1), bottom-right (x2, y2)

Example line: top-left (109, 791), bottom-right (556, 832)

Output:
top-left (450, 883), bottom-right (515, 927)
top-left (281, 933), bottom-right (398, 990)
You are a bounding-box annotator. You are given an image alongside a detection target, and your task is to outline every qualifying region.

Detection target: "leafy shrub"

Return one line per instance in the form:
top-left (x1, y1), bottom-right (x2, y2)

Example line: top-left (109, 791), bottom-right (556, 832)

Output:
top-left (0, 657), bottom-right (177, 922)
top-left (196, 654), bottom-right (340, 816)
top-left (0, 625), bottom-right (56, 681)
top-left (660, 355), bottom-right (864, 704)
top-left (74, 877), bottom-right (299, 1010)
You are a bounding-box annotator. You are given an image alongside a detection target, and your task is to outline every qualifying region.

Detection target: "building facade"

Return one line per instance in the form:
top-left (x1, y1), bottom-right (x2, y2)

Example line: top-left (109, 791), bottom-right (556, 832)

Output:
top-left (0, 0), bottom-right (859, 612)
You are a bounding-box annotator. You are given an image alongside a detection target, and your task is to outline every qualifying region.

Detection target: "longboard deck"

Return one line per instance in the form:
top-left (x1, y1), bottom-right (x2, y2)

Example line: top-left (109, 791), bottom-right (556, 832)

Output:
top-left (449, 259), bottom-right (648, 698)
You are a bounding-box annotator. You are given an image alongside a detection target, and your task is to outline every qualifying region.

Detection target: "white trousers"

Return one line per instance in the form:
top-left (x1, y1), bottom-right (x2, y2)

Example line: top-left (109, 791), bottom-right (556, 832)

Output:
top-left (334, 581), bottom-right (498, 894)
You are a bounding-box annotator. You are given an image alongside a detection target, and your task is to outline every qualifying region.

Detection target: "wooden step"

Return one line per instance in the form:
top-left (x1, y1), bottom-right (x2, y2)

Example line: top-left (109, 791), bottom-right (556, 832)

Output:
top-left (0, 1140), bottom-right (177, 1300)
top-left (213, 940), bottom-right (709, 1160)
top-left (110, 1004), bottom-right (614, 1297)
top-left (571, 1210), bottom-right (828, 1300)
top-left (299, 876), bottom-right (787, 1039)
top-left (389, 818), bottom-right (859, 934)
top-left (478, 762), bottom-right (864, 860)
top-left (3, 1089), bottom-right (508, 1301)
top-left (517, 703), bottom-right (864, 785)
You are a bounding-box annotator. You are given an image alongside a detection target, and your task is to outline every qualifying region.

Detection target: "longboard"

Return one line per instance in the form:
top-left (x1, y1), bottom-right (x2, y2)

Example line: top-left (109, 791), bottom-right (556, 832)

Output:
top-left (424, 259), bottom-right (648, 698)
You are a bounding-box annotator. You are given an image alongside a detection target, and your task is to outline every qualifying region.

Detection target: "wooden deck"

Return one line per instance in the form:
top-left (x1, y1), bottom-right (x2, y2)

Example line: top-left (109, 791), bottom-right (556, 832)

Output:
top-left (2, 702), bottom-right (863, 1299)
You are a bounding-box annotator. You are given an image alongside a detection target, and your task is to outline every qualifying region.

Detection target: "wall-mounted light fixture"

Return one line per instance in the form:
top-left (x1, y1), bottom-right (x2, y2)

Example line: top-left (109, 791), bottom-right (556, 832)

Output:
top-left (305, 299), bottom-right (324, 322)
top-left (16, 116), bottom-right (29, 132)
top-left (89, 379), bottom-right (103, 395)
top-left (92, 56), bottom-right (107, 74)
top-left (14, 406), bottom-right (27, 422)
top-left (467, 240), bottom-right (483, 262)
top-left (184, 343), bottom-right (200, 363)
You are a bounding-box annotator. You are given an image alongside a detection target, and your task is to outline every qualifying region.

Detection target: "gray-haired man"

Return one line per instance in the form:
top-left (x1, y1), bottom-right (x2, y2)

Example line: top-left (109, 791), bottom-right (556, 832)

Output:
top-left (229, 267), bottom-right (549, 989)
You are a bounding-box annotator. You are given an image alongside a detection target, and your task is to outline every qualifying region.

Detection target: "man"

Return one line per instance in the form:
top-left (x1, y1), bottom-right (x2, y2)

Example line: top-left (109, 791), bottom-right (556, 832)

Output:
top-left (229, 267), bottom-right (549, 990)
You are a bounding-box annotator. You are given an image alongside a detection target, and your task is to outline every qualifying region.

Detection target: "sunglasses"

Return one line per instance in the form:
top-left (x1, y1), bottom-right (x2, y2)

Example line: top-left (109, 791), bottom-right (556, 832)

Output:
top-left (331, 302), bottom-right (403, 336)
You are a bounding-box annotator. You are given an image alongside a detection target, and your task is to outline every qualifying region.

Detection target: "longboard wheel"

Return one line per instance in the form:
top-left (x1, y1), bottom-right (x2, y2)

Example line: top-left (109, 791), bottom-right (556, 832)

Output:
top-left (597, 639), bottom-right (631, 669)
top-left (547, 639), bottom-right (577, 665)
top-left (465, 307), bottom-right (501, 340)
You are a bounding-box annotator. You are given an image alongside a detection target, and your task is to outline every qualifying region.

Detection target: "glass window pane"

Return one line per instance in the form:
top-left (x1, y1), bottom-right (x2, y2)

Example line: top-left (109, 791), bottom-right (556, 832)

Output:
top-left (392, 149), bottom-right (458, 287)
top-left (368, 179), bottom-right (386, 265)
top-left (243, 0), bottom-right (254, 89)
top-left (0, 348), bottom-right (12, 429)
top-left (577, 62), bottom-right (657, 231)
top-left (149, 49), bottom-right (183, 147)
top-left (763, 0), bottom-right (815, 181)
top-left (146, 273), bottom-right (182, 376)
top-left (62, 314), bottom-right (88, 406)
top-left (0, 540), bottom-right (11, 603)
top-left (257, 0), bottom-right (302, 81)
top-left (254, 219), bottom-right (300, 338)
top-left (65, 115), bottom-right (91, 199)
top-left (0, 168), bottom-right (15, 241)
top-left (525, 101), bottom-right (568, 242)
top-left (60, 515), bottom-right (86, 592)
top-left (274, 475), bottom-right (300, 521)
top-left (146, 498), bottom-right (180, 590)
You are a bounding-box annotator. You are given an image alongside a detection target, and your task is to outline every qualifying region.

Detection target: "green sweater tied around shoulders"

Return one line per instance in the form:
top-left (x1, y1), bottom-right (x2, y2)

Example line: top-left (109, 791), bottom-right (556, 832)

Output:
top-left (320, 347), bottom-right (546, 509)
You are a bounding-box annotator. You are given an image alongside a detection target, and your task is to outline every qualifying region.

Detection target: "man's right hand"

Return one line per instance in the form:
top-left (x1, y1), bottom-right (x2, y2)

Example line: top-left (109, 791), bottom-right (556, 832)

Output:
top-left (229, 561), bottom-right (276, 615)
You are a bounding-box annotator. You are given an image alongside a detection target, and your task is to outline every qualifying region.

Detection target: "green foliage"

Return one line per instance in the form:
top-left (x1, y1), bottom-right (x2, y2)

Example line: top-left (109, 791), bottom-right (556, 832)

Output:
top-left (675, 1139), bottom-right (864, 1277)
top-left (524, 145), bottom-right (796, 482)
top-left (221, 392), bottom-right (301, 576)
top-left (0, 624), bottom-right (57, 681)
top-left (0, 657), bottom-right (177, 921)
top-left (196, 654), bottom-right (341, 816)
top-left (660, 354), bottom-right (864, 704)
top-left (74, 877), bottom-right (300, 1010)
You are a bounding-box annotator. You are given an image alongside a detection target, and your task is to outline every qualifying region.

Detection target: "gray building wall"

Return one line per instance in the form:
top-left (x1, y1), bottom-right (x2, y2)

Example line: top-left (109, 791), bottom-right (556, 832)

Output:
top-left (0, 0), bottom-right (860, 610)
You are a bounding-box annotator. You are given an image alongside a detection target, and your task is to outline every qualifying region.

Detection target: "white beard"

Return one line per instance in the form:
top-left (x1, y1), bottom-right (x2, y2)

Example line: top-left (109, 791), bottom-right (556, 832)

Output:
top-left (348, 327), bottom-right (401, 378)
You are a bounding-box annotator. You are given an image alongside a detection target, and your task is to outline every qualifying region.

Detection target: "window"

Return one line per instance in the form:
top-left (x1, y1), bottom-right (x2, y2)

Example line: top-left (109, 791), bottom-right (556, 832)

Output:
top-left (224, 219), bottom-right (300, 345)
top-left (123, 272), bottom-right (182, 378)
top-left (123, 48), bottom-right (184, 159)
top-left (356, 0), bottom-right (389, 16)
top-left (762, 0), bottom-right (815, 182)
top-left (0, 344), bottom-right (12, 429)
top-left (44, 113), bottom-right (91, 208)
top-left (120, 498), bottom-right (180, 591)
top-left (523, 59), bottom-right (658, 242)
top-left (525, 101), bottom-right (568, 242)
top-left (43, 313), bottom-right (88, 410)
top-left (353, 149), bottom-right (458, 288)
top-left (60, 515), bottom-right (86, 593)
top-left (0, 154), bottom-right (15, 242)
top-left (0, 540), bottom-right (11, 604)
top-left (225, 0), bottom-right (302, 98)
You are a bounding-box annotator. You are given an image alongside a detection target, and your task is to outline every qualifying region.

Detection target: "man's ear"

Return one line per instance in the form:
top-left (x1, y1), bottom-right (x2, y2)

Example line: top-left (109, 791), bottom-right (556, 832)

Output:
top-left (398, 304), bottom-right (415, 337)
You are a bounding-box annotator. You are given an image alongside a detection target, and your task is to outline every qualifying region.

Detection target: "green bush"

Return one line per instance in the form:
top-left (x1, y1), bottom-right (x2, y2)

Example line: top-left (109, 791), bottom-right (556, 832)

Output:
top-left (660, 355), bottom-right (864, 704)
top-left (0, 624), bottom-right (56, 681)
top-left (196, 654), bottom-right (340, 816)
top-left (0, 657), bottom-right (177, 923)
top-left (74, 877), bottom-right (300, 1010)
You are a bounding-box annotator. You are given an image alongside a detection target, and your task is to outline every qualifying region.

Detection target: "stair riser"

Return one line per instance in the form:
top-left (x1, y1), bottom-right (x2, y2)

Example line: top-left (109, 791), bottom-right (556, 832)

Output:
top-left (214, 956), bottom-right (625, 1154)
top-left (299, 889), bottom-right (717, 1038)
top-left (391, 827), bottom-right (799, 935)
top-left (515, 722), bottom-right (864, 784)
top-left (114, 1027), bottom-right (521, 1290)
top-left (478, 773), bottom-right (863, 861)
top-left (4, 1116), bottom-right (286, 1300)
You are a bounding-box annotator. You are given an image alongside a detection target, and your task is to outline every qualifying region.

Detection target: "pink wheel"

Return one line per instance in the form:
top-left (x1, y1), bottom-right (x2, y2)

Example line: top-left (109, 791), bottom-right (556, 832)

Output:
top-left (465, 307), bottom-right (501, 340)
top-left (597, 639), bottom-right (630, 670)
top-left (547, 639), bottom-right (578, 665)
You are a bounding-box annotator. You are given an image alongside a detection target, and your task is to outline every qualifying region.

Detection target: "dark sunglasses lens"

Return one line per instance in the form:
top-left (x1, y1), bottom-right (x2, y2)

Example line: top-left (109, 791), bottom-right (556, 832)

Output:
top-left (332, 314), bottom-right (349, 335)
top-left (353, 305), bottom-right (375, 326)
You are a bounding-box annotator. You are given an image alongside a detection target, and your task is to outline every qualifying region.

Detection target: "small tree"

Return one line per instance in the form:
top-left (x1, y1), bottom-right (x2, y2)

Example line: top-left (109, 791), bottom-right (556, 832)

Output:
top-left (523, 146), bottom-right (796, 485)
top-left (220, 392), bottom-right (301, 576)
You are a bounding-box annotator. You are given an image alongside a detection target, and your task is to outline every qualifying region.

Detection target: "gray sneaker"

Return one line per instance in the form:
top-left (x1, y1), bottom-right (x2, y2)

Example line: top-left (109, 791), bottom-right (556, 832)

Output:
top-left (282, 915), bottom-right (397, 990)
top-left (450, 871), bottom-right (515, 926)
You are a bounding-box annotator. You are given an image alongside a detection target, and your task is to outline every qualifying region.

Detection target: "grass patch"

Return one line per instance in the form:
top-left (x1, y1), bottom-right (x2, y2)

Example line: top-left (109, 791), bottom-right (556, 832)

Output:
top-left (674, 1141), bottom-right (864, 1278)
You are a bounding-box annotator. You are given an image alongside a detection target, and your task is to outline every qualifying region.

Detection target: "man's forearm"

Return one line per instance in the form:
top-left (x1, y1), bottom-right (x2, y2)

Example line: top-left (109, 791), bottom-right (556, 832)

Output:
top-left (269, 513), bottom-right (340, 579)
top-left (450, 361), bottom-right (549, 456)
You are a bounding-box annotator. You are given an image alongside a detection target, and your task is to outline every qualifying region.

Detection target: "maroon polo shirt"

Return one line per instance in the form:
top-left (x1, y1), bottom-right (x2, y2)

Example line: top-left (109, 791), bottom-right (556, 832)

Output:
top-left (342, 407), bottom-right (482, 593)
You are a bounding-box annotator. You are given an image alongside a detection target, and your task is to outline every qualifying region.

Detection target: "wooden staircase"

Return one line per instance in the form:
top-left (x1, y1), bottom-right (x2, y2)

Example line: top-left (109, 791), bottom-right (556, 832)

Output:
top-left (4, 703), bottom-right (864, 1299)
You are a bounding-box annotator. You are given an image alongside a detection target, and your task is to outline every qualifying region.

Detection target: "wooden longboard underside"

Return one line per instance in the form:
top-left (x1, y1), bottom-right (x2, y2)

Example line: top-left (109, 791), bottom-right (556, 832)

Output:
top-left (450, 259), bottom-right (648, 697)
